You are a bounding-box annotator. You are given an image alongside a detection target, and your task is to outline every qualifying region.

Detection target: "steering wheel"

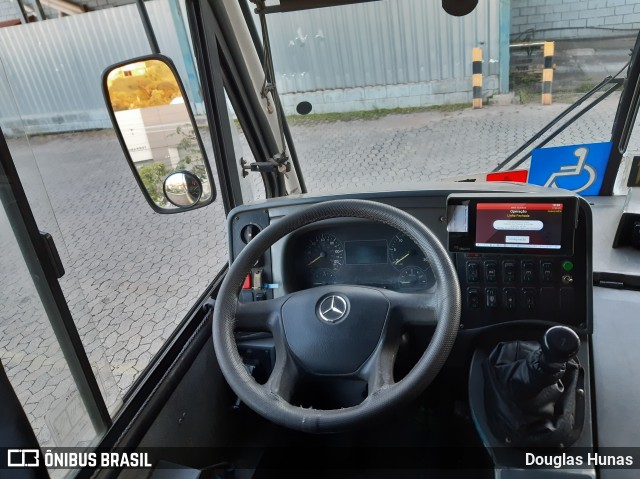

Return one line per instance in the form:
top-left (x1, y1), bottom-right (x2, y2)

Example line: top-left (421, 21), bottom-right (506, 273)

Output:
top-left (213, 199), bottom-right (460, 433)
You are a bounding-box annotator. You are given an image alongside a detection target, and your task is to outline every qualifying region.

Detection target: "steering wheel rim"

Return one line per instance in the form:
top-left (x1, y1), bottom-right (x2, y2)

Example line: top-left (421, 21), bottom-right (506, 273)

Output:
top-left (213, 199), bottom-right (461, 433)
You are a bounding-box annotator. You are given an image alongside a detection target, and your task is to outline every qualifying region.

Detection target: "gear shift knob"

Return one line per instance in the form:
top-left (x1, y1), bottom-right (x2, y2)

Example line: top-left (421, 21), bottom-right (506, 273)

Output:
top-left (542, 326), bottom-right (580, 364)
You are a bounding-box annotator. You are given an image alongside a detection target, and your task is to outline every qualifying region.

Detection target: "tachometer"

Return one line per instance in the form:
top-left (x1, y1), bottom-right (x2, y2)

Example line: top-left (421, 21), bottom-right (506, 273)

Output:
top-left (388, 232), bottom-right (429, 270)
top-left (303, 234), bottom-right (344, 271)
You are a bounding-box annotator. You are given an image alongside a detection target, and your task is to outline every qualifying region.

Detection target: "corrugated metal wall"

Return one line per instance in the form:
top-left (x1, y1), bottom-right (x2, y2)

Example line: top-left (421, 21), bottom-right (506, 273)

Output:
top-left (0, 0), bottom-right (504, 133)
top-left (0, 0), bottom-right (193, 134)
top-left (264, 0), bottom-right (501, 94)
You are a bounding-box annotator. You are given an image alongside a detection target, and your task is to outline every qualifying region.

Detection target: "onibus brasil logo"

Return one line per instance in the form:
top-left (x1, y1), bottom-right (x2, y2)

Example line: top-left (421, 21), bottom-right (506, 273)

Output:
top-left (7, 448), bottom-right (152, 468)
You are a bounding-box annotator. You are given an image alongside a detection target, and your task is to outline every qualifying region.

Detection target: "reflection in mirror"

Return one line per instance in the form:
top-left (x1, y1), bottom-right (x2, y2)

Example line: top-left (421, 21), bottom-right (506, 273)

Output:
top-left (163, 171), bottom-right (203, 207)
top-left (104, 57), bottom-right (215, 211)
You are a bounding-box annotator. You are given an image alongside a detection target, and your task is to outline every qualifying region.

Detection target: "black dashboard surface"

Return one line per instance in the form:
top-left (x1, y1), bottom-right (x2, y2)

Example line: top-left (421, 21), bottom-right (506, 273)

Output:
top-left (228, 185), bottom-right (592, 332)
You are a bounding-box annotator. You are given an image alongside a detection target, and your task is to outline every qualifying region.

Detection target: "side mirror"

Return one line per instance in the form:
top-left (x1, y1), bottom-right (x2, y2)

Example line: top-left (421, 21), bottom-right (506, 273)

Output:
top-left (102, 55), bottom-right (216, 213)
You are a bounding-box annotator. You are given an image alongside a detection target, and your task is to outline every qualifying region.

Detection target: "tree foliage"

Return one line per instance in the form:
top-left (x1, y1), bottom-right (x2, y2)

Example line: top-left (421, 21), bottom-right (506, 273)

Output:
top-left (108, 61), bottom-right (181, 112)
top-left (138, 162), bottom-right (169, 206)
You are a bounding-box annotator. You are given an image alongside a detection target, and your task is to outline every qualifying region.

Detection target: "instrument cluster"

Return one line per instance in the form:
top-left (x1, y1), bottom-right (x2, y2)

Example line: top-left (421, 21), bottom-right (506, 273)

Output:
top-left (283, 221), bottom-right (436, 293)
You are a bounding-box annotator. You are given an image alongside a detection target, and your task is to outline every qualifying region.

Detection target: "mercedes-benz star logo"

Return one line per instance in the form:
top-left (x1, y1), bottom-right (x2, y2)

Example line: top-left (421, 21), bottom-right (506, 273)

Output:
top-left (317, 295), bottom-right (348, 323)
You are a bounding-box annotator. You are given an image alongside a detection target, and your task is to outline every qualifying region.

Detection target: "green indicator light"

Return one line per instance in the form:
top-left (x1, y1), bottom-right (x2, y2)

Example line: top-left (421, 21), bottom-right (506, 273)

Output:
top-left (562, 261), bottom-right (574, 272)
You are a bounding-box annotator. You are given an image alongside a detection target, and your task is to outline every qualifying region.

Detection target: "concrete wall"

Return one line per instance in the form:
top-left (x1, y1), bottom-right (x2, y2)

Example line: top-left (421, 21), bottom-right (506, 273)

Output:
top-left (512, 0), bottom-right (640, 41)
top-left (279, 76), bottom-right (500, 116)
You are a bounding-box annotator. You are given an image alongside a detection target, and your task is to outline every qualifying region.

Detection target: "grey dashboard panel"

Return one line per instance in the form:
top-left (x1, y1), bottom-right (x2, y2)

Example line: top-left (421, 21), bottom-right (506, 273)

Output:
top-left (593, 287), bottom-right (640, 479)
top-left (593, 286), bottom-right (640, 447)
top-left (229, 182), bottom-right (583, 257)
top-left (589, 195), bottom-right (640, 278)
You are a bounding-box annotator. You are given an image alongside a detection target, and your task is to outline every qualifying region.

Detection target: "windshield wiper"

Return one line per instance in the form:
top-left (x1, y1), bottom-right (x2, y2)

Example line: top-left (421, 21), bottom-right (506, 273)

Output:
top-left (493, 61), bottom-right (629, 172)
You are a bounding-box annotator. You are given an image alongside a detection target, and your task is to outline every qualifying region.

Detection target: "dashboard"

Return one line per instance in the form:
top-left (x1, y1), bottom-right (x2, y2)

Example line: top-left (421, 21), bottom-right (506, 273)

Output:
top-left (224, 186), bottom-right (640, 459)
top-left (228, 185), bottom-right (592, 332)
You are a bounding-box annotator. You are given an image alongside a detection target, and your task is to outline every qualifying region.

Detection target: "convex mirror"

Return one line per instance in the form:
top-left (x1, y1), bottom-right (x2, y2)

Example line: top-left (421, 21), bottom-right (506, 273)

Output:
top-left (102, 55), bottom-right (216, 213)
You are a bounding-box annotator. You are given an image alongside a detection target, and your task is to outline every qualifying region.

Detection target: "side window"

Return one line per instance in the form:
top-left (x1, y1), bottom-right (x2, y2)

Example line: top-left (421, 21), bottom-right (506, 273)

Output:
top-left (0, 58), bottom-right (118, 460)
top-left (0, 0), bottom-right (234, 451)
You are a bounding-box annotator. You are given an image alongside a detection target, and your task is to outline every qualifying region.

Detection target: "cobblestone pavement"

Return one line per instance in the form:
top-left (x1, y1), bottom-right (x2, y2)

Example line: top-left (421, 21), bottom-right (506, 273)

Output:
top-left (0, 95), bottom-right (621, 447)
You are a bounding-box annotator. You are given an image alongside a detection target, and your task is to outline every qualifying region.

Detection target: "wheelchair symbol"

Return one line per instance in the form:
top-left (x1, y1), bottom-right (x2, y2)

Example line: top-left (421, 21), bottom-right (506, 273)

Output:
top-left (543, 147), bottom-right (596, 193)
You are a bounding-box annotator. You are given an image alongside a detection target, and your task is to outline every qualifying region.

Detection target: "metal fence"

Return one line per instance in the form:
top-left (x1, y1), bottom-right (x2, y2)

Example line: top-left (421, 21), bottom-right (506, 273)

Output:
top-left (0, 0), bottom-right (506, 133)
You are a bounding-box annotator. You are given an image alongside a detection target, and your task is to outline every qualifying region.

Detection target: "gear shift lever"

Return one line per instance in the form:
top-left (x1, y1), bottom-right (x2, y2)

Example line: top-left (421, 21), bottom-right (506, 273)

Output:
top-left (482, 326), bottom-right (584, 447)
top-left (508, 325), bottom-right (581, 402)
top-left (542, 325), bottom-right (581, 363)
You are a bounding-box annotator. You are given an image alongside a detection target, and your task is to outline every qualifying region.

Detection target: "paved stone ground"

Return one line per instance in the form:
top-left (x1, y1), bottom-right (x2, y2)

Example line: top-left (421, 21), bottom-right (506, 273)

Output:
top-left (0, 94), bottom-right (622, 448)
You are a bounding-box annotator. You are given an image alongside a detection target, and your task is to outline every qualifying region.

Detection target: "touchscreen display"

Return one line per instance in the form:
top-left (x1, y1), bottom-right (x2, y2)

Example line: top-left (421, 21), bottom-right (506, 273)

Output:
top-left (475, 203), bottom-right (563, 249)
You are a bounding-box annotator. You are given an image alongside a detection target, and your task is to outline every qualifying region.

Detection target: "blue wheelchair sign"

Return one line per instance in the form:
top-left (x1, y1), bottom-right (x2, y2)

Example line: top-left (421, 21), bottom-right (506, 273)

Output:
top-left (528, 142), bottom-right (612, 195)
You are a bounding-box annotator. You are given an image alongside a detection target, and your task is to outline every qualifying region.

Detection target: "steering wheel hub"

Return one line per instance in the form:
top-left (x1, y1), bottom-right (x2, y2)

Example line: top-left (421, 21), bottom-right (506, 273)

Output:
top-left (283, 286), bottom-right (389, 375)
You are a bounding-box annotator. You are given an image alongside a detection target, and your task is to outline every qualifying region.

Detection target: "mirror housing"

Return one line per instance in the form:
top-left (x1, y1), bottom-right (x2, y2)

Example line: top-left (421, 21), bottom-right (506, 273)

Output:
top-left (102, 55), bottom-right (216, 213)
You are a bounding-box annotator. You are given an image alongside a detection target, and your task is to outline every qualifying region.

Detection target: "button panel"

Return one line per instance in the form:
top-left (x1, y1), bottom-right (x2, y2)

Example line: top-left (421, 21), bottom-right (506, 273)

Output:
top-left (456, 254), bottom-right (584, 329)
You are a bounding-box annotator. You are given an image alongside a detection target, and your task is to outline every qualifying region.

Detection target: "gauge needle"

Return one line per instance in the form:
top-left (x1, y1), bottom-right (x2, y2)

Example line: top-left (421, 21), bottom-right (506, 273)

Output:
top-left (393, 253), bottom-right (410, 265)
top-left (307, 252), bottom-right (326, 266)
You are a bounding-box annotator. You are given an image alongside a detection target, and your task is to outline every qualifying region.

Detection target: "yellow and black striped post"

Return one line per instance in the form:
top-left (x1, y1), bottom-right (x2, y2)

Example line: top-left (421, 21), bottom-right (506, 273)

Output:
top-left (542, 41), bottom-right (555, 105)
top-left (472, 47), bottom-right (482, 109)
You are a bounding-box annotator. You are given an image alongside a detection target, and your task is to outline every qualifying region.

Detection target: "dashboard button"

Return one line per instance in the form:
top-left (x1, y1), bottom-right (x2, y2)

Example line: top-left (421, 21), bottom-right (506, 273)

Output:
top-left (467, 261), bottom-right (480, 283)
top-left (502, 261), bottom-right (516, 283)
top-left (541, 261), bottom-right (554, 282)
top-left (486, 288), bottom-right (498, 308)
top-left (468, 288), bottom-right (481, 309)
top-left (521, 261), bottom-right (535, 283)
top-left (503, 288), bottom-right (516, 310)
top-left (484, 261), bottom-right (497, 282)
top-left (522, 287), bottom-right (537, 310)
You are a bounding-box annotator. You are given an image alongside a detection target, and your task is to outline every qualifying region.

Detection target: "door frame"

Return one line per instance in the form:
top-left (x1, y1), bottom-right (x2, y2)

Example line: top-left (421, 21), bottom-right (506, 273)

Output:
top-left (0, 129), bottom-right (112, 435)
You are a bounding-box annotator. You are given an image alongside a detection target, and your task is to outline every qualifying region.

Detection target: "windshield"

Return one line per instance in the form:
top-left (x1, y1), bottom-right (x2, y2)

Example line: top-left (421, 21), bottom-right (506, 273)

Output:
top-left (249, 0), bottom-right (639, 196)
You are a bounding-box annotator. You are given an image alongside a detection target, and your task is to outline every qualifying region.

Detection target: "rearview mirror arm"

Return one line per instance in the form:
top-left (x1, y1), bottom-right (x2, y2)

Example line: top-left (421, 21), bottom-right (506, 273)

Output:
top-left (135, 0), bottom-right (160, 54)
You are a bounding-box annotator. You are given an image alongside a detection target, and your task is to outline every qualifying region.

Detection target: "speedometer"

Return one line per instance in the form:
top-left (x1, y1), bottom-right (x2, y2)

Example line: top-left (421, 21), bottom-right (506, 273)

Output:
top-left (303, 234), bottom-right (344, 271)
